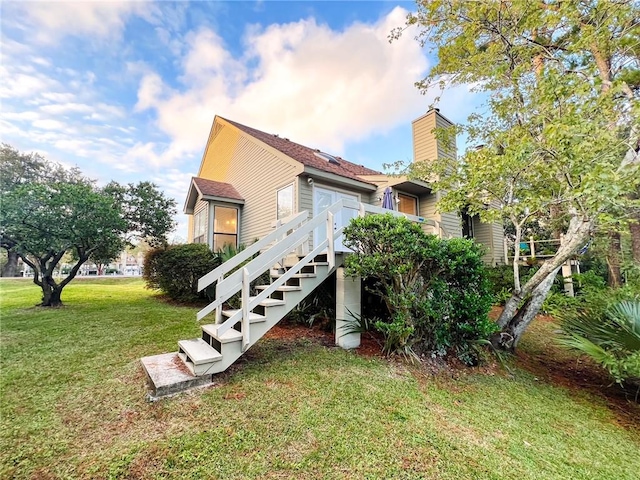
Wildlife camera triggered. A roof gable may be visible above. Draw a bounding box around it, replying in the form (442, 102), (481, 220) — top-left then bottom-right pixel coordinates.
(184, 177), (244, 214)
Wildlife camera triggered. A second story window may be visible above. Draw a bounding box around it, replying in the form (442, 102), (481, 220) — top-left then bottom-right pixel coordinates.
(397, 193), (418, 216)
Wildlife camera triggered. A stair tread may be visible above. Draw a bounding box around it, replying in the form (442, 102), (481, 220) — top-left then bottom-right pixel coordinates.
(248, 296), (285, 306)
(255, 285), (302, 292)
(201, 324), (243, 342)
(178, 338), (222, 365)
(221, 310), (266, 322)
(270, 272), (317, 278)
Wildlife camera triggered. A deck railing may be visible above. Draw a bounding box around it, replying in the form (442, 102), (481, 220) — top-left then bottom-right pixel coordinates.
(503, 236), (570, 264)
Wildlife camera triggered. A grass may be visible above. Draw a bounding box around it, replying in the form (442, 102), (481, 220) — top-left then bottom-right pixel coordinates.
(1, 278), (639, 479)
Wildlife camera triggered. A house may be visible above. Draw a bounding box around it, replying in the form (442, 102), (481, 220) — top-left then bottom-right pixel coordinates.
(141, 109), (504, 398)
(184, 108), (503, 264)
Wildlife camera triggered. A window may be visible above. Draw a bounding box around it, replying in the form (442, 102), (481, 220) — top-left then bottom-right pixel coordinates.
(397, 193), (418, 216)
(313, 151), (340, 165)
(213, 206), (238, 251)
(193, 208), (207, 244)
(462, 211), (475, 238)
(276, 184), (294, 220)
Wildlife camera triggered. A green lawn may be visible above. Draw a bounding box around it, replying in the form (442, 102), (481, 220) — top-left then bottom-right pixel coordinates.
(1, 278), (638, 479)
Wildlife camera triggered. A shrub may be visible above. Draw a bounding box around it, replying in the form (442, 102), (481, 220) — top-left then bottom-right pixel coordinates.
(284, 273), (336, 330)
(486, 263), (565, 305)
(558, 300), (640, 386)
(143, 244), (221, 302)
(343, 214), (496, 363)
(541, 291), (581, 317)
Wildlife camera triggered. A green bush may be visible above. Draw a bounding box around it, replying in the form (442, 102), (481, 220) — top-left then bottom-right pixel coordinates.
(143, 244), (221, 302)
(541, 291), (581, 317)
(486, 265), (515, 302)
(343, 214), (496, 363)
(558, 300), (640, 386)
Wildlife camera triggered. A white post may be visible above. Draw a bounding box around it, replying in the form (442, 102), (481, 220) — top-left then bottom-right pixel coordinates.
(327, 211), (335, 270)
(335, 267), (361, 349)
(242, 267), (251, 350)
(359, 203), (366, 218)
(561, 260), (574, 297)
(530, 237), (535, 258)
(215, 274), (223, 324)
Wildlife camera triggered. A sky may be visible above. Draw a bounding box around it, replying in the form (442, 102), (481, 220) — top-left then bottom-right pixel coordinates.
(1, 0), (483, 241)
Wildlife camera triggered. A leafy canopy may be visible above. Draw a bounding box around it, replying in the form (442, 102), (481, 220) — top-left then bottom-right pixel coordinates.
(0, 146), (177, 305)
(394, 0), (639, 229)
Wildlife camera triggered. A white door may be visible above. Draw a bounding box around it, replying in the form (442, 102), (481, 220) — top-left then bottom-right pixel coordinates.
(313, 186), (358, 253)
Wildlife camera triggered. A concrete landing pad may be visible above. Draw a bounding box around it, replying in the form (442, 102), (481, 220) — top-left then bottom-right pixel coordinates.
(141, 352), (214, 401)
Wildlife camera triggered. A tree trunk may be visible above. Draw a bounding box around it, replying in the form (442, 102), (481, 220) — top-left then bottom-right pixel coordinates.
(494, 266), (561, 350)
(606, 231), (622, 287)
(38, 279), (64, 307)
(40, 286), (63, 307)
(630, 218), (640, 264)
(496, 211), (592, 347)
(1, 250), (19, 277)
(498, 213), (591, 327)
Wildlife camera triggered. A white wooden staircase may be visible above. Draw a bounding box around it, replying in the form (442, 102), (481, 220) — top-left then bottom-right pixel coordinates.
(177, 252), (339, 376)
(177, 199), (352, 377)
(142, 199), (435, 398)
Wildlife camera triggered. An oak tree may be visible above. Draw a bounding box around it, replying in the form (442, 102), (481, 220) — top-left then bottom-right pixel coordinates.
(0, 150), (177, 306)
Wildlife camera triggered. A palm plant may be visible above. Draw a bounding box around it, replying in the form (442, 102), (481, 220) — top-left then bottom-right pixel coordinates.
(558, 300), (640, 386)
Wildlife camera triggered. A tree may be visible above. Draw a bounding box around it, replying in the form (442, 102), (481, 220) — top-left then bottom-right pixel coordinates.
(395, 0), (640, 348)
(0, 144), (84, 276)
(0, 155), (177, 306)
(103, 181), (177, 247)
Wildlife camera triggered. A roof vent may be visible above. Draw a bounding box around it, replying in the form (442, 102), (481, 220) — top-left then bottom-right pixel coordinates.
(314, 151), (340, 165)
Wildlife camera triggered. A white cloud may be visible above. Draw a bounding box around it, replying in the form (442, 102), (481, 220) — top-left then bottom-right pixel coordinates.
(0, 68), (60, 98)
(40, 103), (94, 115)
(133, 7), (435, 167)
(8, 1), (160, 44)
(33, 119), (68, 130)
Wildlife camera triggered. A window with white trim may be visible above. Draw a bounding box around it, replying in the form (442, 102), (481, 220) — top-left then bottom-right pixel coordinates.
(276, 184), (294, 220)
(213, 206), (238, 251)
(193, 208), (207, 244)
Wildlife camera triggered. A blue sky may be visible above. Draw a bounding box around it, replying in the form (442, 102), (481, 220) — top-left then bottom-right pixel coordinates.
(1, 1), (481, 240)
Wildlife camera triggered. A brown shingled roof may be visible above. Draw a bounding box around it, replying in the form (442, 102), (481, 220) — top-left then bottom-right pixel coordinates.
(193, 177), (244, 201)
(222, 118), (381, 184)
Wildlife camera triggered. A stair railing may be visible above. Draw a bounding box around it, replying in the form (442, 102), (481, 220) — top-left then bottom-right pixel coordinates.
(196, 198), (435, 351)
(200, 199), (352, 350)
(197, 209), (308, 323)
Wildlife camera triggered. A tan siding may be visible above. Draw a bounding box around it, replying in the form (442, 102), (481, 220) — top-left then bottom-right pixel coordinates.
(417, 192), (461, 238)
(187, 214), (194, 243)
(298, 176), (313, 219)
(418, 193), (439, 235)
(472, 217), (493, 263)
(491, 221), (505, 265)
(471, 216), (505, 265)
(224, 137), (300, 245)
(297, 177), (314, 251)
(435, 113), (456, 161)
(439, 211), (462, 238)
(198, 124), (241, 180)
(412, 113), (437, 164)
